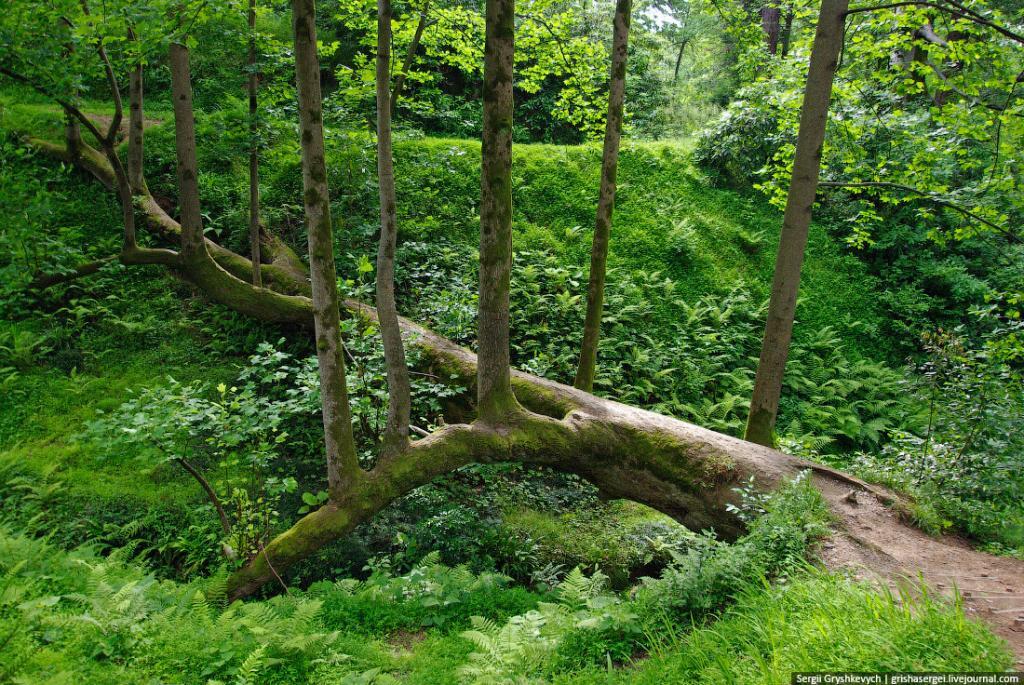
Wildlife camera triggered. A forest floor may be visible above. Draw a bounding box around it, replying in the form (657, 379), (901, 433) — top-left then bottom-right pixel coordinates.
(818, 477), (1024, 664)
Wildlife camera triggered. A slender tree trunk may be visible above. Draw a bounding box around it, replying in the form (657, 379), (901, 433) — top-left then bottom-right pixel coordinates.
(292, 0), (361, 494)
(127, 28), (147, 195)
(169, 42), (210, 262)
(176, 457), (232, 535)
(780, 7), (795, 57)
(574, 0), (631, 393)
(248, 0), (263, 287)
(673, 38), (687, 82)
(376, 0), (412, 454)
(744, 0), (848, 446)
(65, 111), (82, 160)
(477, 0), (519, 421)
(391, 1), (429, 116)
(61, 21), (82, 161)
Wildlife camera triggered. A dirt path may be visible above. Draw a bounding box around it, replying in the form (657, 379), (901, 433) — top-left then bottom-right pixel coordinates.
(815, 477), (1024, 665)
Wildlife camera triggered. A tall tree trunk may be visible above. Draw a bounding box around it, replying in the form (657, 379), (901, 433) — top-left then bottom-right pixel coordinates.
(574, 0), (632, 393)
(391, 1), (429, 116)
(169, 42), (210, 262)
(376, 0), (412, 454)
(127, 28), (147, 195)
(248, 0), (263, 287)
(744, 0), (848, 446)
(476, 0), (519, 421)
(292, 0), (362, 494)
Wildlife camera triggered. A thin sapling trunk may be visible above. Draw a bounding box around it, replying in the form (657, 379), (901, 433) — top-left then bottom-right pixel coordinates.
(574, 0), (632, 392)
(376, 0), (412, 454)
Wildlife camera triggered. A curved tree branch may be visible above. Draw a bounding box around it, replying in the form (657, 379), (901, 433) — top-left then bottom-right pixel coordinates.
(844, 1), (1024, 46)
(819, 180), (1020, 242)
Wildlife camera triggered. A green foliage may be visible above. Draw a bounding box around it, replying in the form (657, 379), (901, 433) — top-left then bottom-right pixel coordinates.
(555, 573), (1012, 684)
(310, 552), (540, 635)
(634, 472), (830, 621)
(845, 324), (1024, 551)
(398, 235), (914, 450)
(0, 525), (344, 685)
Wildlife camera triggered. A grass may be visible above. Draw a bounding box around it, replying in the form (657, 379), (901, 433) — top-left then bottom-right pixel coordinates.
(0, 525), (1010, 685)
(553, 573), (1012, 684)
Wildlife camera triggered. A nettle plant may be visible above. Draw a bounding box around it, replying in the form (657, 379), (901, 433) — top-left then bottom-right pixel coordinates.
(86, 321), (464, 564)
(85, 373), (302, 564)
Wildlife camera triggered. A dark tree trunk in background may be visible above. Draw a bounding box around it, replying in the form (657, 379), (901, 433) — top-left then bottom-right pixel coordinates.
(477, 0), (519, 421)
(65, 111), (82, 159)
(169, 43), (210, 262)
(128, 28), (146, 195)
(292, 0), (362, 495)
(376, 0), (413, 454)
(391, 1), (429, 115)
(745, 0), (848, 446)
(248, 0), (263, 287)
(761, 2), (782, 55)
(780, 8), (795, 57)
(574, 0), (632, 393)
(673, 38), (688, 82)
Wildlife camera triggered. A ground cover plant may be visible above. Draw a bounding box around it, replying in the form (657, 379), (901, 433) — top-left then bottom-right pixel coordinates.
(1, 0), (1022, 677)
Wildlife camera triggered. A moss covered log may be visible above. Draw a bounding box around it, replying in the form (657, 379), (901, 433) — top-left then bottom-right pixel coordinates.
(30, 134), (892, 600)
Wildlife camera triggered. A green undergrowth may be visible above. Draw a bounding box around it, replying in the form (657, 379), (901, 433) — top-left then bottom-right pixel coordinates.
(0, 478), (1010, 684)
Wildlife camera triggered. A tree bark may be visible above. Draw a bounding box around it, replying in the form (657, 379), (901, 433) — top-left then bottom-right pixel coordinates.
(169, 42), (209, 262)
(673, 38), (688, 82)
(391, 1), (429, 116)
(476, 0), (519, 421)
(744, 0), (848, 446)
(780, 8), (795, 57)
(292, 0), (362, 495)
(127, 28), (147, 195)
(248, 0), (263, 287)
(574, 0), (631, 393)
(761, 3), (782, 55)
(376, 0), (413, 454)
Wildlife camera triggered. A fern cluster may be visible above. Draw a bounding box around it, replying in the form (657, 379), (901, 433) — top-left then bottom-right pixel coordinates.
(0, 525), (341, 685)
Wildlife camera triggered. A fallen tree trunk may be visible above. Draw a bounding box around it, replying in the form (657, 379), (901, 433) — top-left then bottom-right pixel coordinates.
(28, 134), (896, 600)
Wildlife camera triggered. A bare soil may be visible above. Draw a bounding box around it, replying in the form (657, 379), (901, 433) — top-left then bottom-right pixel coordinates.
(815, 477), (1024, 666)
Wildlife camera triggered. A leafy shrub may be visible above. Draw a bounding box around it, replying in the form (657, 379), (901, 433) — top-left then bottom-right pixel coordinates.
(310, 553), (539, 633)
(634, 472), (830, 621)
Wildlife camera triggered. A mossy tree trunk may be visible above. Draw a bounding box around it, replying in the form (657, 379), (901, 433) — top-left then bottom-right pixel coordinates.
(128, 27), (147, 196)
(292, 0), (362, 496)
(476, 0), (520, 422)
(248, 0), (263, 287)
(376, 0), (413, 455)
(574, 0), (632, 393)
(744, 0), (849, 446)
